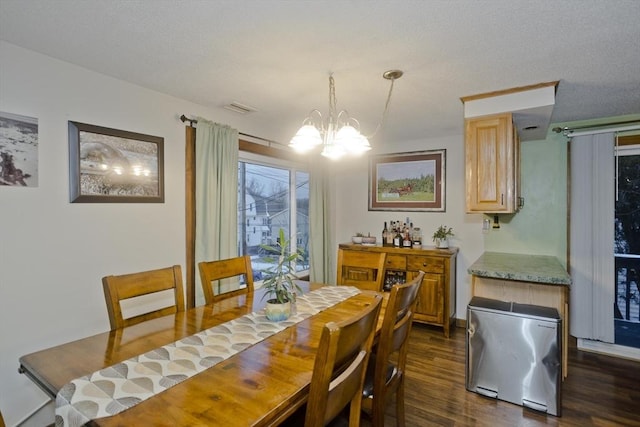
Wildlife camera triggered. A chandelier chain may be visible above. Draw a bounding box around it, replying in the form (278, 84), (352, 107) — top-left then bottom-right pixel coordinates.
(329, 74), (337, 125)
(366, 77), (396, 139)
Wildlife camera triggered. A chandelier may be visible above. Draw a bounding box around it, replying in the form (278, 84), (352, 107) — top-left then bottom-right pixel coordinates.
(289, 70), (403, 160)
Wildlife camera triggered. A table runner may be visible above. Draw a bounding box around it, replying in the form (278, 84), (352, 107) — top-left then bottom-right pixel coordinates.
(55, 285), (360, 427)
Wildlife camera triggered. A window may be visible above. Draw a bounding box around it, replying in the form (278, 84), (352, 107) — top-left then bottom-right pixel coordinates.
(614, 143), (640, 348)
(237, 152), (309, 280)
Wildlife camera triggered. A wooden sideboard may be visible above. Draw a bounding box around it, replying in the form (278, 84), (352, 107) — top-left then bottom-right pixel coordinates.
(338, 243), (458, 337)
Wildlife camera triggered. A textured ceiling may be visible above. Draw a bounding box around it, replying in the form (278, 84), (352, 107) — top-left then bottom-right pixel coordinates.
(1, 0), (639, 147)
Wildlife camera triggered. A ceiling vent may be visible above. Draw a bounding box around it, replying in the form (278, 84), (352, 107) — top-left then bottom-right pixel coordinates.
(223, 102), (257, 114)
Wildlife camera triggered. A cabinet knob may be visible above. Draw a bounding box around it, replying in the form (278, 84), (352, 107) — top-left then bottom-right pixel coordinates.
(422, 263), (427, 267)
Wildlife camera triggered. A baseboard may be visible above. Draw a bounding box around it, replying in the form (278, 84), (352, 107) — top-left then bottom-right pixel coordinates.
(577, 338), (640, 362)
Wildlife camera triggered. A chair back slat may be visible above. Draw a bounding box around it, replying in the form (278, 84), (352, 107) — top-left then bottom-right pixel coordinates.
(102, 265), (185, 330)
(198, 255), (254, 305)
(337, 249), (387, 291)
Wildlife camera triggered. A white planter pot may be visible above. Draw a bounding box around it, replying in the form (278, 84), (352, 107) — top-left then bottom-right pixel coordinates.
(436, 238), (449, 248)
(265, 300), (291, 322)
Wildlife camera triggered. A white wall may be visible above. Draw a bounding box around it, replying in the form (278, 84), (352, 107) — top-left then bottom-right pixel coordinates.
(0, 42), (256, 426)
(331, 135), (486, 325)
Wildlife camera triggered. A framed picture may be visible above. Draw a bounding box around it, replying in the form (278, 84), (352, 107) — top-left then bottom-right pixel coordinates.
(369, 149), (445, 212)
(69, 121), (164, 203)
(0, 111), (38, 187)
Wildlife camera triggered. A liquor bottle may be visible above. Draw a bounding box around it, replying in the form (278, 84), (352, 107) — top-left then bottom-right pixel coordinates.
(393, 227), (402, 247)
(402, 223), (412, 247)
(382, 222), (389, 247)
(386, 222), (395, 246)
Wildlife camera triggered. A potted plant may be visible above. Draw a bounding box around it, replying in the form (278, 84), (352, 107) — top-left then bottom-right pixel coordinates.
(260, 228), (304, 321)
(432, 225), (454, 248)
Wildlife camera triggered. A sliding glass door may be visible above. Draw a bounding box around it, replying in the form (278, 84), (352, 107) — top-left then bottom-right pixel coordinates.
(614, 144), (640, 348)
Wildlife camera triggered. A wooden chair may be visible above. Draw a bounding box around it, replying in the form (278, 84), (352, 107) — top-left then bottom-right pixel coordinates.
(198, 255), (254, 305)
(102, 265), (185, 330)
(336, 248), (387, 292)
(304, 293), (383, 427)
(361, 271), (425, 427)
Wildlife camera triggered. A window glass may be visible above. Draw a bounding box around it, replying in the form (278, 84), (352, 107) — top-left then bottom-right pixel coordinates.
(614, 144), (640, 345)
(238, 153), (309, 280)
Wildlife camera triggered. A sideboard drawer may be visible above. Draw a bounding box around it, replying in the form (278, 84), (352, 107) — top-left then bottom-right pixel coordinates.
(386, 254), (407, 270)
(407, 256), (444, 274)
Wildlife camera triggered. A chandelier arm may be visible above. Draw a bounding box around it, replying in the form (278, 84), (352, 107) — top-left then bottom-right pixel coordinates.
(364, 77), (396, 139)
(304, 109), (324, 131)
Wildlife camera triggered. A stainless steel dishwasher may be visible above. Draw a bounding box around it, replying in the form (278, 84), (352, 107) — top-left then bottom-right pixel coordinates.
(466, 296), (562, 416)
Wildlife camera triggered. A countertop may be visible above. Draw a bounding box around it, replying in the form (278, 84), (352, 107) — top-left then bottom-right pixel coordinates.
(468, 251), (571, 286)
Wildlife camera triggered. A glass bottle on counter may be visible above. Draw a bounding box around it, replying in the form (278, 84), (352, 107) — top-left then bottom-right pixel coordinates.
(393, 227), (402, 247)
(402, 223), (412, 247)
(412, 227), (422, 248)
(386, 223), (395, 246)
(382, 222), (389, 247)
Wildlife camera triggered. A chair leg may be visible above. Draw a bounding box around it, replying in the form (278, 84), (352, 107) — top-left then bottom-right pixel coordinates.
(396, 379), (406, 427)
(371, 395), (385, 427)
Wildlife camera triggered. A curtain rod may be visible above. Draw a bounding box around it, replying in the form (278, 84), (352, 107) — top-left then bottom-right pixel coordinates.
(179, 114), (287, 147)
(552, 119), (640, 136)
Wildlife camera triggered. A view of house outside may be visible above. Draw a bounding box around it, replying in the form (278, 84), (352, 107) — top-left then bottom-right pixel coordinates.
(238, 161), (309, 280)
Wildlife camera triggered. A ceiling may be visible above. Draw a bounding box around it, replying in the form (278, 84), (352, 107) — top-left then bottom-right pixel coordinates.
(1, 0), (639, 147)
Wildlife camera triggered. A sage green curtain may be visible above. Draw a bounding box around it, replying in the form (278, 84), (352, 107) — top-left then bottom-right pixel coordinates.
(309, 159), (334, 284)
(194, 118), (239, 305)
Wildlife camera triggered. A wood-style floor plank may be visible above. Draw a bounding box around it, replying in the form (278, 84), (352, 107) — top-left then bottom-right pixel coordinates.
(367, 324), (640, 427)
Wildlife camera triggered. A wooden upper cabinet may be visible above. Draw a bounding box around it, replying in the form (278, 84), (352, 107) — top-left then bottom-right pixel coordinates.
(465, 112), (520, 213)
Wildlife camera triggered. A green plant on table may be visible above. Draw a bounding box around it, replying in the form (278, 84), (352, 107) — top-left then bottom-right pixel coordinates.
(260, 228), (304, 304)
(432, 225), (454, 242)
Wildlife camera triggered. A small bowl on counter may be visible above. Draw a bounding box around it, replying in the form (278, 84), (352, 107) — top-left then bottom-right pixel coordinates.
(361, 236), (377, 245)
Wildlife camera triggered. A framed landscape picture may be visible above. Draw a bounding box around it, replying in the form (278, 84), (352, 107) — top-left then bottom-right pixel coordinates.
(69, 121), (164, 203)
(369, 149), (445, 212)
(0, 111), (38, 187)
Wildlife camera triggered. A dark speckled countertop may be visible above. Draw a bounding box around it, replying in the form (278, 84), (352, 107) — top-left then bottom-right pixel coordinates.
(468, 252), (571, 286)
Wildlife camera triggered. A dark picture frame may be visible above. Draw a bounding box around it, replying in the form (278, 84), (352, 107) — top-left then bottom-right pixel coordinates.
(69, 121), (164, 203)
(369, 149), (445, 212)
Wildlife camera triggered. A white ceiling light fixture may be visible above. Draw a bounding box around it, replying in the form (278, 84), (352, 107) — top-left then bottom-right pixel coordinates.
(289, 70), (403, 160)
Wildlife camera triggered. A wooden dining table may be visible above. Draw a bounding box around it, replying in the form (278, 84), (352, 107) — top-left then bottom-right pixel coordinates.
(19, 282), (387, 426)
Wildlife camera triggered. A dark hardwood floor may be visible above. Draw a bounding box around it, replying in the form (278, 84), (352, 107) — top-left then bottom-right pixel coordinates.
(372, 323), (640, 427)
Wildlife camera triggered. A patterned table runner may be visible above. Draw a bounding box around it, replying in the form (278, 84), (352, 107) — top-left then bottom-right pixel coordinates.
(55, 286), (360, 427)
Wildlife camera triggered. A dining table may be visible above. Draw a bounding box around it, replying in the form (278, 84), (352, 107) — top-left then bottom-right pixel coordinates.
(19, 281), (387, 426)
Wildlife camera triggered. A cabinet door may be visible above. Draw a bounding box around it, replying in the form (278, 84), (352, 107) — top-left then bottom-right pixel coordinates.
(414, 273), (444, 323)
(465, 113), (517, 213)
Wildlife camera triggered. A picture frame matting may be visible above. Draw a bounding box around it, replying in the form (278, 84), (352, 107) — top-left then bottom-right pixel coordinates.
(368, 149), (445, 212)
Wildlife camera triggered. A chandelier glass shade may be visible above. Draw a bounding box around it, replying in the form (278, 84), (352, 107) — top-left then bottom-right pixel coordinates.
(289, 70), (402, 160)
